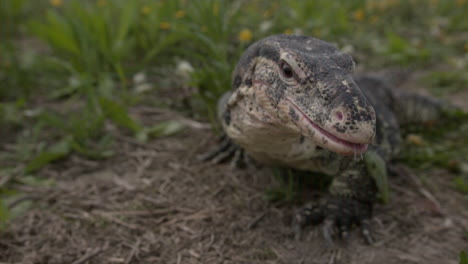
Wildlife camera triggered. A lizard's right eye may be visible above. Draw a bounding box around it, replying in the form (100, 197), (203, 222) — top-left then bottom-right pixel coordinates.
(280, 60), (294, 79)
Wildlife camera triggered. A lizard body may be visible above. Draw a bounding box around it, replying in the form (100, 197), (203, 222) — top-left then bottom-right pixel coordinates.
(205, 34), (445, 242)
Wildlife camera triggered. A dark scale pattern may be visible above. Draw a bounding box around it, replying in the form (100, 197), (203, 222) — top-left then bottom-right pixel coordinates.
(266, 82), (288, 106)
(289, 106), (300, 122)
(233, 75), (242, 89)
(333, 123), (346, 133)
(245, 77), (252, 86)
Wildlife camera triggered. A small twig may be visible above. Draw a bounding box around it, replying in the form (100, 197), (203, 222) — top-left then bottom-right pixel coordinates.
(134, 157), (153, 178)
(100, 209), (175, 217)
(112, 176), (136, 191)
(95, 211), (142, 230)
(124, 238), (141, 264)
(401, 165), (445, 216)
(136, 107), (211, 130)
(247, 211), (267, 230)
(270, 247), (287, 263)
(71, 243), (108, 264)
(188, 249), (200, 259)
(163, 207), (225, 226)
(137, 194), (169, 207)
(176, 253), (182, 264)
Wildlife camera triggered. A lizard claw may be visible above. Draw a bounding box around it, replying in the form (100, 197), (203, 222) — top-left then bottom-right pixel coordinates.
(200, 134), (246, 168)
(199, 134), (231, 162)
(293, 203), (324, 240)
(321, 217), (352, 246)
(360, 219), (374, 245)
(296, 196), (374, 244)
(322, 219), (336, 246)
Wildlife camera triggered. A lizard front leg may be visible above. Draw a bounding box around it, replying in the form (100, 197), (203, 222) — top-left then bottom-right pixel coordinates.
(294, 157), (378, 244)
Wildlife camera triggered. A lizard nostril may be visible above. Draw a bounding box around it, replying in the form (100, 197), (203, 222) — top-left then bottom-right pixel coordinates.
(335, 111), (344, 121)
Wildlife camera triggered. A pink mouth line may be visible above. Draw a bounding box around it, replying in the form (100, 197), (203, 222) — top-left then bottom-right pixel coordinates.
(286, 98), (368, 151)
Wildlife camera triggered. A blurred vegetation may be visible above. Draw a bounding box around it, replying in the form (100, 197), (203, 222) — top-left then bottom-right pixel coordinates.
(461, 250), (468, 264)
(1, 0), (468, 226)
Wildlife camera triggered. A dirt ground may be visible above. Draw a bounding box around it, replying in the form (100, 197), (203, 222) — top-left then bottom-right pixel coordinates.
(1, 87), (468, 264)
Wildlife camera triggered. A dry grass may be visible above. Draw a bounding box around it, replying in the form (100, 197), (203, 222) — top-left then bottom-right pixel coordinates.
(1, 105), (467, 264)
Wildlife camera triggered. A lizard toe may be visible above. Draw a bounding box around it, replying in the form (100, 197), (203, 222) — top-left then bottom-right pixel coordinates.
(296, 195), (375, 244)
(323, 195), (374, 244)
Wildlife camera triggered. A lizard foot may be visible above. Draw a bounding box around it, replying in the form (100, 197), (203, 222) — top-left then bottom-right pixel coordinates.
(293, 196), (374, 245)
(199, 134), (247, 168)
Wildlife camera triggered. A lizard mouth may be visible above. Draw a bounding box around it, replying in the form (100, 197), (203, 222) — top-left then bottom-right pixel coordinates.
(287, 98), (368, 155)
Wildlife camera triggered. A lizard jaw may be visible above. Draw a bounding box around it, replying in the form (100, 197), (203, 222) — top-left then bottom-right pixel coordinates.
(287, 98), (369, 156)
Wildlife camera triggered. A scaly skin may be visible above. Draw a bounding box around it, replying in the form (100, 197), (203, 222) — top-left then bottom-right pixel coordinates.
(204, 34), (443, 243)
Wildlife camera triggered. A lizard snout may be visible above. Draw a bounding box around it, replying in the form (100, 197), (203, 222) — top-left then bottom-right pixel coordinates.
(329, 94), (376, 145)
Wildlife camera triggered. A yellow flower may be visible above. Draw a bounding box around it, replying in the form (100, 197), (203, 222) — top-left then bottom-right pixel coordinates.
(50, 0), (63, 7)
(238, 29), (252, 43)
(464, 42), (468, 53)
(141, 5), (151, 15)
(175, 10), (185, 19)
(406, 134), (424, 146)
(284, 28), (293, 35)
(97, 0), (106, 7)
(160, 22), (171, 30)
(352, 9), (365, 21)
(457, 0), (466, 6)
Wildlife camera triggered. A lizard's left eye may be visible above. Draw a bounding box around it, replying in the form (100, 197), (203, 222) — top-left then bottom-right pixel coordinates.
(280, 60), (294, 79)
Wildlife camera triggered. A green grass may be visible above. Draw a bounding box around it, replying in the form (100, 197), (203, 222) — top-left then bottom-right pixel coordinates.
(1, 0), (468, 223)
(461, 251), (468, 264)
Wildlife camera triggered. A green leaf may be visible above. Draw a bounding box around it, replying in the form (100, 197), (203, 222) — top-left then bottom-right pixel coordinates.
(116, 0), (137, 43)
(0, 199), (10, 229)
(17, 176), (55, 187)
(25, 138), (72, 173)
(147, 120), (185, 138)
(98, 97), (143, 134)
(136, 120), (185, 143)
(365, 151), (390, 203)
(0, 101), (23, 125)
(71, 139), (114, 160)
(454, 176), (468, 195)
(3, 194), (33, 220)
(386, 32), (409, 54)
(460, 251), (468, 264)
(43, 11), (80, 55)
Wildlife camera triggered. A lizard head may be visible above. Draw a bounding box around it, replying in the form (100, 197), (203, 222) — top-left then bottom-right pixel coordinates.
(232, 35), (376, 155)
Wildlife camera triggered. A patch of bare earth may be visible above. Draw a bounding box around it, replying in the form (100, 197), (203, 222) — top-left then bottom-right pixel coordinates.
(1, 82), (468, 264)
(0, 126), (466, 263)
